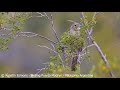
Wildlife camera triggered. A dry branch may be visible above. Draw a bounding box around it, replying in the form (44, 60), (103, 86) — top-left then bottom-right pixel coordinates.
(81, 12), (115, 78)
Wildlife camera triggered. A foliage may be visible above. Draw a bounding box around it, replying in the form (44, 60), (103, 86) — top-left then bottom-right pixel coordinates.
(0, 37), (12, 50)
(43, 14), (97, 76)
(0, 12), (31, 50)
(0, 12), (118, 78)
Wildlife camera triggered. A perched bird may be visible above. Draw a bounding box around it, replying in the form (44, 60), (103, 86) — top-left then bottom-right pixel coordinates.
(70, 22), (81, 36)
(69, 22), (83, 71)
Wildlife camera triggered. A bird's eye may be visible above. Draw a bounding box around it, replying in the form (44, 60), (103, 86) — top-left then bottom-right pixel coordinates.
(75, 25), (76, 26)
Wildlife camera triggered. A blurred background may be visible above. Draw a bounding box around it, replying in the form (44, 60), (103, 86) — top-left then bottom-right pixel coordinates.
(0, 12), (120, 77)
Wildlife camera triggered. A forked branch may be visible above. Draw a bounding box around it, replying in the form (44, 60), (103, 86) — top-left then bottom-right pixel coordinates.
(81, 12), (115, 78)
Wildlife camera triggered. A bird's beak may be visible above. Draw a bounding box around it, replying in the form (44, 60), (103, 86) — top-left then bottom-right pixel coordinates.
(77, 27), (80, 30)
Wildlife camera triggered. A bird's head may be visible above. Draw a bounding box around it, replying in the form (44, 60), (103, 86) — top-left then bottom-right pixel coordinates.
(70, 23), (81, 31)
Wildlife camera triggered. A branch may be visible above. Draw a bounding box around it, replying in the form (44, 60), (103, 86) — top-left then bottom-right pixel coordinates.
(43, 12), (51, 20)
(43, 13), (67, 61)
(93, 41), (115, 77)
(27, 16), (45, 19)
(50, 43), (56, 51)
(51, 14), (60, 43)
(43, 12), (60, 43)
(16, 31), (57, 44)
(77, 52), (81, 64)
(36, 12), (45, 17)
(38, 45), (57, 54)
(82, 44), (95, 52)
(81, 12), (86, 24)
(0, 27), (12, 32)
(92, 12), (99, 19)
(37, 45), (65, 67)
(89, 12), (99, 35)
(0, 33), (12, 37)
(80, 52), (87, 57)
(27, 12), (60, 43)
(36, 68), (48, 74)
(81, 12), (115, 78)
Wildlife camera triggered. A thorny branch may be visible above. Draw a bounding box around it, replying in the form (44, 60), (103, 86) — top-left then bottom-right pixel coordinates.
(81, 12), (115, 78)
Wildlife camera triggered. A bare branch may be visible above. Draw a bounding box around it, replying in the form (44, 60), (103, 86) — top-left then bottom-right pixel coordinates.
(92, 12), (99, 19)
(43, 12), (51, 20)
(50, 43), (56, 51)
(50, 13), (60, 43)
(0, 27), (12, 32)
(37, 45), (65, 67)
(16, 31), (57, 44)
(81, 12), (115, 78)
(81, 12), (86, 24)
(36, 68), (48, 74)
(80, 52), (87, 57)
(36, 12), (45, 17)
(27, 16), (45, 19)
(89, 12), (99, 35)
(93, 41), (115, 77)
(82, 44), (95, 52)
(89, 28), (93, 35)
(43, 12), (60, 43)
(38, 45), (57, 54)
(77, 52), (81, 64)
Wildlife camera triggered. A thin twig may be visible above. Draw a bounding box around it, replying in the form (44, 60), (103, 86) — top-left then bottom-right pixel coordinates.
(36, 68), (48, 74)
(37, 45), (64, 67)
(50, 13), (60, 43)
(0, 27), (12, 31)
(16, 31), (57, 44)
(80, 52), (87, 57)
(43, 12), (60, 43)
(44, 13), (66, 62)
(36, 12), (45, 17)
(89, 12), (99, 34)
(81, 12), (86, 24)
(92, 12), (99, 19)
(50, 43), (56, 50)
(27, 12), (45, 20)
(27, 16), (45, 19)
(43, 12), (51, 20)
(0, 33), (12, 37)
(82, 44), (95, 52)
(38, 45), (57, 54)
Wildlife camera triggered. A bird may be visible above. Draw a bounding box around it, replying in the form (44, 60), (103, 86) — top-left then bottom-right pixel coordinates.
(70, 22), (81, 36)
(69, 22), (83, 71)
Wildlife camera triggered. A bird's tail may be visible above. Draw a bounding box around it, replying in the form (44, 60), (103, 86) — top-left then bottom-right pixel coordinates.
(71, 55), (78, 71)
